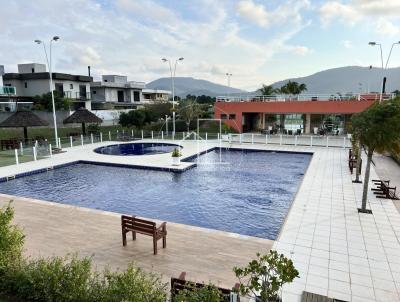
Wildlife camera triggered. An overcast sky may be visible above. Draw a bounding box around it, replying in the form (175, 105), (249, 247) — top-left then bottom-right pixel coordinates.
(1, 0), (400, 91)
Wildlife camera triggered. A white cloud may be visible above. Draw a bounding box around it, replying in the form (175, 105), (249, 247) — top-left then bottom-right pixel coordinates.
(341, 40), (353, 49)
(319, 0), (400, 26)
(375, 18), (400, 36)
(236, 0), (269, 27)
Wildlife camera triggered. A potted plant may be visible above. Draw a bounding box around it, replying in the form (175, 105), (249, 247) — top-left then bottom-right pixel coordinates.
(171, 148), (182, 166)
(233, 250), (299, 302)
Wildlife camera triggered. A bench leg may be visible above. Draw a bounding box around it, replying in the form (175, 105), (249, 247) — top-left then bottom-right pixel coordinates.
(132, 231), (136, 241)
(163, 235), (166, 248)
(153, 237), (157, 255)
(122, 229), (127, 246)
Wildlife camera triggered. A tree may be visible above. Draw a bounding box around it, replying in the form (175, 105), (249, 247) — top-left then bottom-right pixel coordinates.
(144, 102), (173, 121)
(259, 84), (276, 96)
(32, 91), (71, 111)
(177, 100), (202, 132)
(277, 81), (307, 95)
(119, 110), (146, 129)
(392, 90), (400, 97)
(351, 98), (400, 213)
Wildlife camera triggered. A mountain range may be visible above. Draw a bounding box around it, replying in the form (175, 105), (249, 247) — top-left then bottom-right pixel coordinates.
(146, 66), (400, 97)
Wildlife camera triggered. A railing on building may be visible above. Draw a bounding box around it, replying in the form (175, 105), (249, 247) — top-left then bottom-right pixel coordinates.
(63, 91), (91, 100)
(216, 93), (394, 103)
(0, 86), (17, 95)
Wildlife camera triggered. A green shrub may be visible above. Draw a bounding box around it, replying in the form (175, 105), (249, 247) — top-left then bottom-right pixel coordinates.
(173, 283), (223, 302)
(0, 202), (24, 275)
(87, 124), (101, 135)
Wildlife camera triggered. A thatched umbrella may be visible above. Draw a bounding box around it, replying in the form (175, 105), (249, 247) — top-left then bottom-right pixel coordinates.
(0, 110), (49, 142)
(63, 108), (102, 135)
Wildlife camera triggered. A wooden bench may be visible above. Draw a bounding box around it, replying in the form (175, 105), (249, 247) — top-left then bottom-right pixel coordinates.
(371, 180), (399, 200)
(171, 272), (240, 302)
(121, 215), (167, 255)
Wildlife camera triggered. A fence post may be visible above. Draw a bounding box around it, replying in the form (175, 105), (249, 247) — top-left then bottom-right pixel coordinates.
(33, 146), (37, 161)
(91, 133), (94, 144)
(70, 136), (73, 148)
(15, 149), (19, 165)
(108, 131), (111, 141)
(35, 140), (38, 148)
(58, 138), (61, 149)
(310, 136), (313, 147)
(141, 130), (144, 140)
(49, 144), (52, 157)
(217, 133), (220, 141)
(251, 134), (254, 144)
(326, 136), (329, 148)
(343, 137), (346, 149)
(151, 131), (154, 139)
(295, 135), (298, 146)
(122, 129), (125, 137)
(239, 133), (242, 144)
(265, 135), (268, 145)
(131, 129), (134, 137)
(206, 132), (208, 141)
(161, 131), (164, 140)
(280, 134), (282, 145)
(100, 132), (103, 142)
(20, 142), (23, 155)
(81, 134), (84, 146)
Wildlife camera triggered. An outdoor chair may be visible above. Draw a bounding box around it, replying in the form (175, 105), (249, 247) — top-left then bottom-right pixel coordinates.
(121, 215), (167, 255)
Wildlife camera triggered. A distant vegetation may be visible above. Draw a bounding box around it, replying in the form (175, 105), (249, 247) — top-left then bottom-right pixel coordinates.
(259, 81), (307, 96)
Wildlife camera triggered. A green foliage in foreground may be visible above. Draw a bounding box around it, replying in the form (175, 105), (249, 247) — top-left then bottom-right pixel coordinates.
(0, 203), (167, 302)
(173, 283), (223, 302)
(234, 250), (299, 302)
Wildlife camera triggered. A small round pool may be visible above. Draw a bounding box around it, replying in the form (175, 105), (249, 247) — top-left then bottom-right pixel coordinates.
(94, 142), (181, 156)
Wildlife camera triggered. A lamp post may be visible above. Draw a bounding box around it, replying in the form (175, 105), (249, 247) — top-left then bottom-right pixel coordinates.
(35, 36), (60, 147)
(369, 41), (400, 102)
(226, 73), (232, 101)
(162, 57), (184, 138)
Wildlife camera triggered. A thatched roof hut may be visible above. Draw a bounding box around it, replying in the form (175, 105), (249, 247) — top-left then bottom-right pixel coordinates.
(0, 111), (49, 142)
(63, 108), (102, 134)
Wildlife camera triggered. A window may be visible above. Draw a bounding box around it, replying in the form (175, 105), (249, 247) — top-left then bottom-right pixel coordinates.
(70, 84), (73, 89)
(229, 114), (236, 120)
(221, 114), (227, 120)
(31, 68), (34, 73)
(92, 90), (96, 94)
(24, 82), (27, 88)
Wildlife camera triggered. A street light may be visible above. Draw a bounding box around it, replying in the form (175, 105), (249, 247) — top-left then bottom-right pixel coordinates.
(35, 36), (60, 147)
(226, 73), (232, 101)
(369, 41), (400, 102)
(162, 57), (184, 138)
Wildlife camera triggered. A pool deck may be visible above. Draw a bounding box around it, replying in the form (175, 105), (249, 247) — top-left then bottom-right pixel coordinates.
(0, 140), (400, 301)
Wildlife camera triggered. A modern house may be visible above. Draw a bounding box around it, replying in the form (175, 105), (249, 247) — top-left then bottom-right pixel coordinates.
(3, 63), (92, 110)
(142, 89), (171, 102)
(0, 65), (30, 112)
(214, 94), (384, 134)
(90, 75), (146, 110)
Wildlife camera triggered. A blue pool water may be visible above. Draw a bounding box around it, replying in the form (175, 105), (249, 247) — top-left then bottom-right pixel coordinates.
(0, 150), (311, 239)
(94, 142), (180, 156)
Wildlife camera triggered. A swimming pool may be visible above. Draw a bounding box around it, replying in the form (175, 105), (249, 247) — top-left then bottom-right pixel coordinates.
(0, 149), (311, 239)
(94, 142), (180, 156)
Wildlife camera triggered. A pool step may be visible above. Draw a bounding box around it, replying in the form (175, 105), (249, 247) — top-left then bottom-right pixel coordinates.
(6, 175), (16, 181)
(46, 166), (54, 171)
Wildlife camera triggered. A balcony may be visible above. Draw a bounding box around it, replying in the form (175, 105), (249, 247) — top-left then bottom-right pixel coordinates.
(0, 86), (16, 95)
(63, 91), (91, 100)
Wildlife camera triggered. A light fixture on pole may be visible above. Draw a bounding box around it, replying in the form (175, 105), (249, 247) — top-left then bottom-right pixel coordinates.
(35, 36), (60, 147)
(162, 57), (184, 138)
(226, 73), (232, 101)
(368, 42), (383, 102)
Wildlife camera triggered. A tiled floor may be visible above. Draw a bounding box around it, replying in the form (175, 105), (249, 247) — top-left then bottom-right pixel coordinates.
(275, 147), (400, 302)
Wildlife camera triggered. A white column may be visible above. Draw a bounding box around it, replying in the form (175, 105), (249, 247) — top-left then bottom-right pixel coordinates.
(81, 134), (84, 146)
(91, 133), (94, 144)
(305, 114), (311, 134)
(49, 144), (52, 157)
(70, 136), (73, 148)
(15, 149), (19, 165)
(33, 147), (37, 161)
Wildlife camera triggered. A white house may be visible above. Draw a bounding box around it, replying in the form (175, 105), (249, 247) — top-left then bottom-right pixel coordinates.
(90, 75), (146, 110)
(142, 89), (171, 102)
(3, 63), (92, 110)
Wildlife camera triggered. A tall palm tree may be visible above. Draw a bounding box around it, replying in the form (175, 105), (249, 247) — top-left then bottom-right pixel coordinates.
(259, 84), (276, 96)
(352, 98), (400, 213)
(279, 81), (307, 95)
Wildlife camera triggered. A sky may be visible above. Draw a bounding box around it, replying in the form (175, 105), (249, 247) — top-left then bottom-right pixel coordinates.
(1, 0), (400, 91)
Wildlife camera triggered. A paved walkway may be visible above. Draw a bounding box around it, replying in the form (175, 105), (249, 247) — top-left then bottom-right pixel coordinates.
(373, 154), (400, 213)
